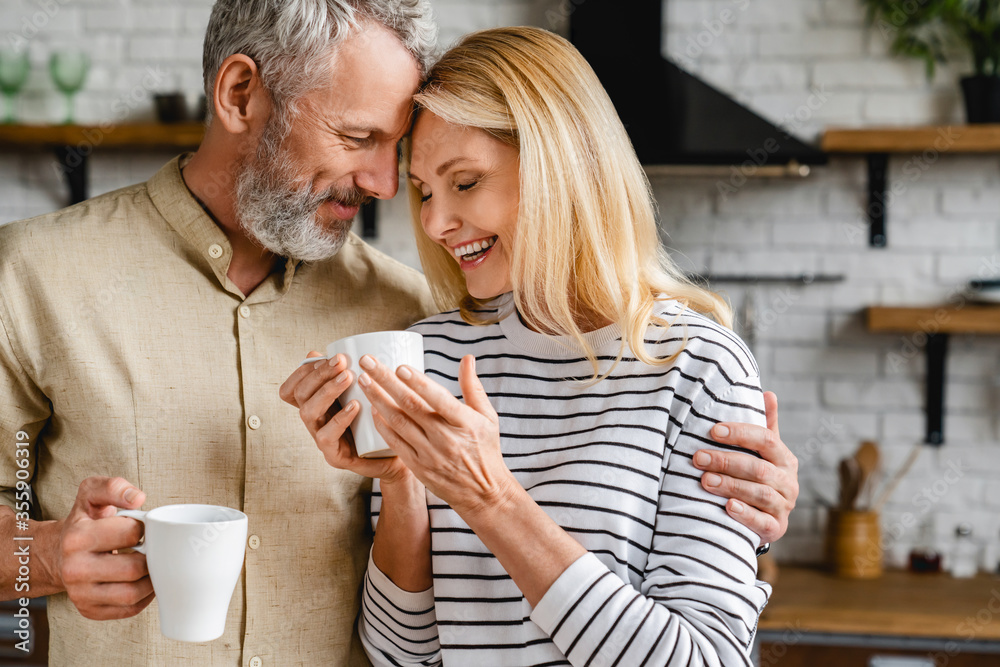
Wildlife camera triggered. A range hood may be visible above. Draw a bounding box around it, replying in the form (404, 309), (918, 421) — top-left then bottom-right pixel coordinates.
(569, 0), (828, 170)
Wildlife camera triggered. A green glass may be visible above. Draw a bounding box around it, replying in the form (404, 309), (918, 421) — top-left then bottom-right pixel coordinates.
(49, 51), (90, 125)
(0, 51), (31, 124)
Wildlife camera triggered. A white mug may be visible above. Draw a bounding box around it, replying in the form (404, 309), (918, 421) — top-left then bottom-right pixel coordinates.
(301, 331), (424, 458)
(116, 504), (248, 643)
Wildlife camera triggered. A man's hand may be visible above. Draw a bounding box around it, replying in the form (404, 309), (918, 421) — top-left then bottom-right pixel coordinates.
(59, 476), (155, 620)
(694, 392), (798, 544)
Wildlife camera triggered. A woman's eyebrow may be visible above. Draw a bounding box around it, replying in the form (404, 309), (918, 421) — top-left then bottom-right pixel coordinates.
(436, 157), (470, 176)
(408, 157), (475, 183)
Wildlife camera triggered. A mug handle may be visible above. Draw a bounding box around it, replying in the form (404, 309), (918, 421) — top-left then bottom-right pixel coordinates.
(299, 356), (329, 367)
(115, 509), (148, 554)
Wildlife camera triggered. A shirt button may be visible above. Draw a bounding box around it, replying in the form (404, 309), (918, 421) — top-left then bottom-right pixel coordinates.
(249, 657), (262, 667)
(239, 305), (251, 319)
(247, 415), (261, 430)
(248, 535), (261, 550)
(208, 244), (224, 259)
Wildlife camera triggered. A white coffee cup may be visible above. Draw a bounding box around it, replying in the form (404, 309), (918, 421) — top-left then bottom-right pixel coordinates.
(301, 331), (424, 458)
(116, 504), (248, 643)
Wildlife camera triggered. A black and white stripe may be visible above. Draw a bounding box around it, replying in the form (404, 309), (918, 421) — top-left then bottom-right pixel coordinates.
(360, 296), (770, 667)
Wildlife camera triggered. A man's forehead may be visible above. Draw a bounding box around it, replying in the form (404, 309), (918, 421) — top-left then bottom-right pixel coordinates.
(305, 23), (422, 131)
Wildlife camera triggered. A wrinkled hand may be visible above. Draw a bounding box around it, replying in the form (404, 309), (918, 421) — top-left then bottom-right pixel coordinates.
(356, 353), (518, 516)
(59, 476), (154, 620)
(279, 351), (410, 483)
(694, 391), (798, 544)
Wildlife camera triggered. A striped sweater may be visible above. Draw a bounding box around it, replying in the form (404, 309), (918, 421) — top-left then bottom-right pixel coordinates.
(360, 295), (771, 667)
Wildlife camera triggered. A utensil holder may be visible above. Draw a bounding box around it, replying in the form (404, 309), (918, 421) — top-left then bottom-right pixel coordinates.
(826, 509), (883, 579)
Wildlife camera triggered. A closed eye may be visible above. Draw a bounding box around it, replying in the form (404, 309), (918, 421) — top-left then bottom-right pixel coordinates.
(457, 181), (478, 192)
(343, 135), (371, 147)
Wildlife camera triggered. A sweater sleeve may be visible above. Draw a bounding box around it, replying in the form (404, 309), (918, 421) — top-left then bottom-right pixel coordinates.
(359, 479), (443, 667)
(529, 378), (771, 667)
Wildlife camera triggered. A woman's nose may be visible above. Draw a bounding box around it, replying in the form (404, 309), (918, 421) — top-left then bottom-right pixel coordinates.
(421, 199), (461, 241)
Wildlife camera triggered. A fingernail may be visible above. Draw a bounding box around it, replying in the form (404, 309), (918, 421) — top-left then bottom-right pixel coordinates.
(347, 400), (360, 413)
(314, 360), (326, 370)
(359, 355), (375, 370)
(704, 473), (722, 487)
(397, 365), (412, 380)
(123, 488), (138, 503)
(693, 451), (711, 467)
(730, 500), (745, 514)
(713, 425), (730, 438)
(358, 372), (371, 387)
(327, 356), (339, 367)
(334, 371), (349, 385)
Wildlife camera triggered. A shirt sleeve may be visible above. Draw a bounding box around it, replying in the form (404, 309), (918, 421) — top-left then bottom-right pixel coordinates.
(0, 293), (49, 513)
(360, 479), (442, 667)
(530, 377), (771, 667)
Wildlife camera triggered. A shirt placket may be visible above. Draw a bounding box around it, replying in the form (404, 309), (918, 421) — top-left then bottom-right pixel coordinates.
(203, 237), (290, 667)
(234, 267), (294, 667)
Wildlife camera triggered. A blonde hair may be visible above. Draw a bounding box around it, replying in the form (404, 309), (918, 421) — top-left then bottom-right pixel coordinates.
(408, 27), (732, 378)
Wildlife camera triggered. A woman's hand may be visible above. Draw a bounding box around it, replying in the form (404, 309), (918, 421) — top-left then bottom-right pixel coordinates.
(356, 353), (519, 516)
(357, 353), (586, 606)
(279, 351), (412, 484)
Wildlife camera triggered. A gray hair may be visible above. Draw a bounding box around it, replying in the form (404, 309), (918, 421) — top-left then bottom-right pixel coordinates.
(202, 0), (438, 120)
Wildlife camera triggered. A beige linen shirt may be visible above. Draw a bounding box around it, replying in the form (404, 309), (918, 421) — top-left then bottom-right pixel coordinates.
(0, 156), (437, 666)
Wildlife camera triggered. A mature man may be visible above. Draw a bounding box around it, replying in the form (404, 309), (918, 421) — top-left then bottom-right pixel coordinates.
(0, 1), (797, 665)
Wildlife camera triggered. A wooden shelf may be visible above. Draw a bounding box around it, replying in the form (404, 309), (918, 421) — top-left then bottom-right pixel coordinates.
(759, 566), (1000, 641)
(823, 124), (1000, 153)
(0, 122), (204, 151)
(868, 305), (1000, 335)
(821, 125), (1000, 248)
(866, 304), (1000, 444)
(0, 122), (205, 207)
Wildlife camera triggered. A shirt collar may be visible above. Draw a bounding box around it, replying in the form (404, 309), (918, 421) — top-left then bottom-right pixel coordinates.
(146, 154), (300, 300)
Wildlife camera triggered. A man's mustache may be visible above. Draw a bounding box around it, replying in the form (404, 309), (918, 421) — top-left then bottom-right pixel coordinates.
(315, 185), (373, 209)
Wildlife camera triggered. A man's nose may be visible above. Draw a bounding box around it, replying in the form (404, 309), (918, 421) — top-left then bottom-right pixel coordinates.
(355, 143), (401, 200)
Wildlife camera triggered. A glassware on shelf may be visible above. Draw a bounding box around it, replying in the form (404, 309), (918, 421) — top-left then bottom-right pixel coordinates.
(0, 50), (31, 124)
(48, 51), (90, 125)
(950, 523), (980, 579)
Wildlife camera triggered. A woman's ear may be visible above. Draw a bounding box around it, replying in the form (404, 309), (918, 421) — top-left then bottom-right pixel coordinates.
(212, 54), (269, 135)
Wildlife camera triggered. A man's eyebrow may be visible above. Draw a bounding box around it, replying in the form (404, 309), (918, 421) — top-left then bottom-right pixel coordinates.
(339, 124), (381, 135)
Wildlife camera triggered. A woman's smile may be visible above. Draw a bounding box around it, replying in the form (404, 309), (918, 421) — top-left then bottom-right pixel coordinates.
(452, 235), (499, 268)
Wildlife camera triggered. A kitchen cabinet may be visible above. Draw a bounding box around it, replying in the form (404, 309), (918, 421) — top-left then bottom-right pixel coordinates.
(757, 566), (1000, 666)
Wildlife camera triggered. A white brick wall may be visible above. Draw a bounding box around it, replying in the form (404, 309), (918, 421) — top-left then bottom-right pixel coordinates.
(1, 0), (999, 572)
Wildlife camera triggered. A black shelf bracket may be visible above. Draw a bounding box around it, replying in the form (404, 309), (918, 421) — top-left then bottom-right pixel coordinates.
(361, 200), (377, 239)
(867, 152), (888, 248)
(925, 332), (949, 446)
(54, 145), (88, 206)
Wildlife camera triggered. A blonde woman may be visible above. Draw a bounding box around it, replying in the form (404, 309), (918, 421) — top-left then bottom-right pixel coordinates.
(284, 27), (785, 666)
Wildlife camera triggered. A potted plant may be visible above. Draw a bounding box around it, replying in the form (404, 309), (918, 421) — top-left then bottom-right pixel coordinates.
(862, 0), (1000, 123)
